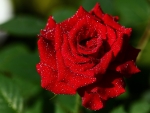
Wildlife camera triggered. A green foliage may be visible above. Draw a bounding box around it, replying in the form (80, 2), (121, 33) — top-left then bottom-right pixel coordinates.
(0, 74), (23, 113)
(114, 0), (150, 27)
(129, 100), (150, 113)
(55, 95), (78, 113)
(0, 44), (40, 82)
(0, 15), (45, 37)
(0, 44), (40, 98)
(111, 105), (126, 113)
(24, 99), (42, 113)
(81, 0), (115, 14)
(52, 8), (76, 22)
(138, 38), (150, 67)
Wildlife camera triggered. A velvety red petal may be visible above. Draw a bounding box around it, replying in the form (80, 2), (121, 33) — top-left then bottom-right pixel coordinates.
(57, 50), (96, 93)
(37, 37), (57, 70)
(103, 14), (123, 31)
(59, 6), (89, 32)
(68, 16), (106, 57)
(90, 3), (103, 19)
(116, 60), (140, 76)
(81, 92), (103, 110)
(37, 62), (76, 94)
(39, 16), (56, 40)
(97, 73), (125, 100)
(54, 24), (96, 92)
(106, 26), (117, 46)
(111, 31), (124, 57)
(78, 72), (125, 110)
(36, 62), (57, 90)
(45, 16), (56, 30)
(68, 75), (96, 89)
(62, 34), (95, 77)
(111, 45), (140, 76)
(125, 45), (140, 61)
(91, 50), (113, 75)
(62, 34), (90, 64)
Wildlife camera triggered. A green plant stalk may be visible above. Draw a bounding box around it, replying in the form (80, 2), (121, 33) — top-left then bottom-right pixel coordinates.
(74, 94), (81, 113)
(137, 20), (150, 61)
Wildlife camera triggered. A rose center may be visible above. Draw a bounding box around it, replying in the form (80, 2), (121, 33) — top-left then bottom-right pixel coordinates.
(79, 37), (97, 49)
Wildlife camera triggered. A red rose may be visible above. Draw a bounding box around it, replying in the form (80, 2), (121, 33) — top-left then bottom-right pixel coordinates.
(36, 3), (140, 110)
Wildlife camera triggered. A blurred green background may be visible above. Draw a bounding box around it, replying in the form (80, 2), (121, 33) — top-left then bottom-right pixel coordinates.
(0, 0), (150, 113)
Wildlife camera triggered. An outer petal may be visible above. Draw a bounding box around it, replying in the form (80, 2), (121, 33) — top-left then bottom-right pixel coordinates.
(111, 45), (140, 76)
(37, 62), (76, 94)
(37, 37), (57, 70)
(106, 26), (117, 46)
(80, 92), (104, 110)
(91, 50), (113, 75)
(116, 60), (140, 76)
(78, 72), (125, 110)
(45, 16), (56, 30)
(97, 73), (125, 100)
(39, 16), (56, 40)
(36, 62), (57, 91)
(90, 3), (104, 18)
(125, 45), (140, 61)
(102, 14), (123, 31)
(59, 6), (89, 32)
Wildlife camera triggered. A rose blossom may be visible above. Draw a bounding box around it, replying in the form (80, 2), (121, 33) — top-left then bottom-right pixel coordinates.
(36, 3), (140, 110)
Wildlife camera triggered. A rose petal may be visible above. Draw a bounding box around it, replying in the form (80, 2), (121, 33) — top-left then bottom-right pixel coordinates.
(90, 3), (103, 19)
(80, 92), (103, 110)
(116, 60), (140, 76)
(110, 45), (140, 76)
(111, 31), (124, 57)
(62, 35), (95, 77)
(97, 73), (125, 100)
(106, 26), (117, 46)
(103, 14), (123, 31)
(91, 50), (113, 75)
(62, 34), (90, 64)
(77, 37), (103, 57)
(39, 16), (56, 40)
(68, 16), (106, 56)
(125, 45), (140, 61)
(45, 16), (56, 30)
(59, 6), (89, 32)
(37, 62), (76, 94)
(68, 75), (96, 89)
(78, 72), (125, 110)
(36, 62), (57, 90)
(37, 37), (57, 70)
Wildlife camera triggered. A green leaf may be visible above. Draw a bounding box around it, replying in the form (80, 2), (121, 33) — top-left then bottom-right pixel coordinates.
(137, 38), (150, 67)
(111, 105), (126, 113)
(0, 44), (28, 68)
(0, 15), (45, 36)
(142, 90), (150, 102)
(52, 8), (76, 22)
(12, 77), (40, 100)
(129, 100), (150, 113)
(0, 44), (41, 99)
(0, 74), (23, 113)
(81, 0), (115, 14)
(55, 103), (66, 113)
(114, 0), (150, 27)
(55, 94), (78, 113)
(0, 44), (40, 82)
(24, 99), (42, 113)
